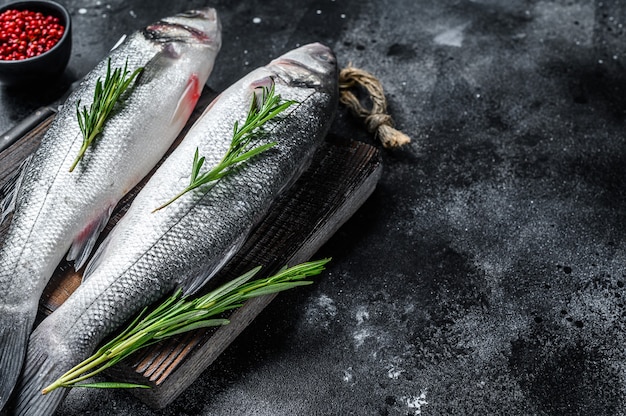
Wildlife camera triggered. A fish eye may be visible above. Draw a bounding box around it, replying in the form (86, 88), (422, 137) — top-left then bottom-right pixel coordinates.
(316, 52), (334, 64)
(177, 10), (204, 19)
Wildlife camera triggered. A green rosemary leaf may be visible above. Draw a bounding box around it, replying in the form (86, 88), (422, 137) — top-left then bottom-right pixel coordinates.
(190, 148), (204, 183)
(228, 142), (276, 164)
(109, 305), (150, 344)
(154, 319), (231, 339)
(70, 382), (151, 390)
(241, 281), (314, 298)
(153, 82), (296, 212)
(195, 266), (261, 309)
(42, 258), (330, 395)
(69, 58), (143, 172)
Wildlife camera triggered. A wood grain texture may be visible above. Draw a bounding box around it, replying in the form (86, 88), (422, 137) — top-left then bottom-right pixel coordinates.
(0, 92), (382, 408)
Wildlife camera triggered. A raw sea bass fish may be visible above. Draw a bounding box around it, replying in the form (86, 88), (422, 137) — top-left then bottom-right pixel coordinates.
(0, 8), (221, 410)
(13, 42), (338, 416)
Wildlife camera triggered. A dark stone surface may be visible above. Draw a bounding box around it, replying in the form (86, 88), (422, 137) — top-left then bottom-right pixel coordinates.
(2, 0), (626, 415)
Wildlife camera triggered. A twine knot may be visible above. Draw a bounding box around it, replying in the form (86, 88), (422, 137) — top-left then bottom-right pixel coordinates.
(365, 113), (392, 132)
(339, 65), (411, 148)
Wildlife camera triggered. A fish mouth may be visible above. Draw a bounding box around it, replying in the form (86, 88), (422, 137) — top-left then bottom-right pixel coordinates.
(269, 43), (337, 89)
(271, 43), (336, 75)
(144, 22), (211, 43)
(143, 8), (219, 44)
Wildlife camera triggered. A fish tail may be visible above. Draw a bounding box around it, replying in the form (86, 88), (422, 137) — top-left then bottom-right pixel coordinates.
(11, 327), (70, 416)
(0, 312), (31, 411)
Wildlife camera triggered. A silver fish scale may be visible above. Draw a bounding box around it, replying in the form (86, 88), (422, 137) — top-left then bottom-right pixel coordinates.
(38, 45), (338, 365)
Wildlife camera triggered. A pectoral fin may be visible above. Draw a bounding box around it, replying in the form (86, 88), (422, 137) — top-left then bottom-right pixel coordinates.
(170, 73), (202, 126)
(180, 233), (246, 296)
(66, 205), (114, 270)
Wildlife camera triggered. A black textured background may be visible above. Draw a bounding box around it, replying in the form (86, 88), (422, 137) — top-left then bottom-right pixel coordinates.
(2, 0), (626, 415)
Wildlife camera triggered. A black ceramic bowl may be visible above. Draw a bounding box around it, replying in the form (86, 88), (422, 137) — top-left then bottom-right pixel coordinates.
(0, 0), (71, 86)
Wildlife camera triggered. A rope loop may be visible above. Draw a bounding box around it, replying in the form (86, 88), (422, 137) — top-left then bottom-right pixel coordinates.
(339, 65), (410, 148)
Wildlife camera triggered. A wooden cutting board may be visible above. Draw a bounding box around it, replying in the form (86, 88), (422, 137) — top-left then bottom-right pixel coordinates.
(0, 91), (382, 409)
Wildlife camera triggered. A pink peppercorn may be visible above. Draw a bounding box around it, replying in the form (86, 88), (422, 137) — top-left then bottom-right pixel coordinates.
(0, 9), (64, 60)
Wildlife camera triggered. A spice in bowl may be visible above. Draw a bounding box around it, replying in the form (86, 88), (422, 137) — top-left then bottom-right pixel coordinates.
(0, 8), (65, 60)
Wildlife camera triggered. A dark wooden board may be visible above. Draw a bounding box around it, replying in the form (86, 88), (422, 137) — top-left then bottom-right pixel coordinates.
(0, 92), (382, 409)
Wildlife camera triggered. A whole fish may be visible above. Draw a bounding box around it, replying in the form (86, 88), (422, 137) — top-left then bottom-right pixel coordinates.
(0, 8), (221, 409)
(13, 42), (337, 416)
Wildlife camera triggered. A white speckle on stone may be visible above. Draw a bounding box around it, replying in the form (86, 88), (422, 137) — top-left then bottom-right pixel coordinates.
(106, 4), (111, 9)
(305, 294), (338, 329)
(342, 367), (353, 382)
(129, 10), (136, 18)
(102, 13), (107, 18)
(340, 13), (346, 19)
(317, 294), (337, 316)
(316, 9), (322, 14)
(355, 307), (369, 325)
(252, 17), (262, 24)
(78, 8), (87, 14)
(404, 303), (415, 314)
(353, 328), (370, 347)
(404, 391), (428, 415)
(387, 365), (404, 379)
(434, 23), (469, 47)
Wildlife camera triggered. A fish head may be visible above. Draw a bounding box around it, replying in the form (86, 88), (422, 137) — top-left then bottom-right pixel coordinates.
(142, 7), (222, 52)
(267, 43), (338, 92)
(139, 8), (222, 93)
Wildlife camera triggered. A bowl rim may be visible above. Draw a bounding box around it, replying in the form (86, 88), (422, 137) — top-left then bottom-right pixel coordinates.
(0, 0), (71, 65)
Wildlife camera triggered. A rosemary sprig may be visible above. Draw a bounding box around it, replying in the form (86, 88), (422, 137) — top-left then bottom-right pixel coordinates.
(41, 258), (330, 394)
(70, 58), (143, 172)
(153, 83), (296, 212)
